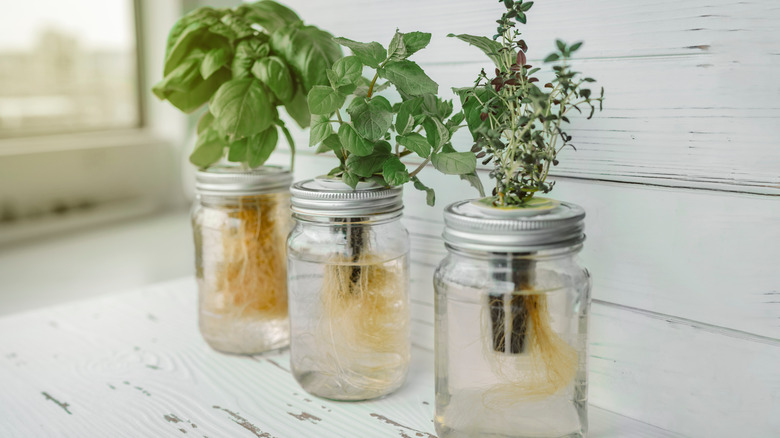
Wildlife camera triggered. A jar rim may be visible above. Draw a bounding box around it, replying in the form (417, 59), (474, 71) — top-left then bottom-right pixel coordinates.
(290, 178), (404, 217)
(195, 165), (292, 196)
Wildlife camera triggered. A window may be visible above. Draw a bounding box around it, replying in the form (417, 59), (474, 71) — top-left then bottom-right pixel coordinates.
(0, 0), (140, 138)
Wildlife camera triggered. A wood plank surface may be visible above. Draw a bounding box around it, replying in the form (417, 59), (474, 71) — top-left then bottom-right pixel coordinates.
(0, 278), (680, 438)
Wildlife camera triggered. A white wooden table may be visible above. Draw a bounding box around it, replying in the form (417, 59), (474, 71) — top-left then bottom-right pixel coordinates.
(0, 277), (680, 437)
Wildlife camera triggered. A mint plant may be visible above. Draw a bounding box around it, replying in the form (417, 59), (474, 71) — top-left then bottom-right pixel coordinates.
(451, 0), (604, 207)
(307, 30), (483, 205)
(153, 0), (341, 169)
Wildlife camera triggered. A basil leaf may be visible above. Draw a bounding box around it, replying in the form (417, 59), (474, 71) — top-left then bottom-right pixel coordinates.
(201, 47), (229, 79)
(379, 60), (438, 96)
(397, 132), (431, 158)
(189, 128), (224, 168)
(447, 33), (504, 67)
(252, 56), (293, 102)
(333, 37), (386, 68)
(347, 98), (393, 141)
(271, 24), (342, 91)
(338, 123), (372, 156)
(155, 60), (230, 113)
(247, 126), (278, 168)
(197, 111), (214, 134)
(232, 38), (270, 79)
(401, 32), (431, 57)
(211, 78), (274, 137)
(227, 138), (248, 162)
(309, 115), (333, 146)
(307, 85), (345, 115)
(431, 151), (477, 175)
(411, 176), (435, 206)
(284, 88), (311, 128)
(382, 155), (410, 186)
(237, 0), (300, 33)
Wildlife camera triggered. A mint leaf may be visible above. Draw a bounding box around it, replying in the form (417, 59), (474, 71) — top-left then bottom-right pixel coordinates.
(395, 97), (423, 134)
(309, 115), (333, 146)
(411, 176), (435, 206)
(345, 144), (391, 177)
(247, 126), (278, 167)
(307, 85), (345, 115)
(423, 117), (450, 151)
(334, 37), (387, 68)
(431, 151), (477, 175)
(211, 78), (274, 137)
(379, 60), (438, 96)
(201, 47), (229, 79)
(320, 133), (344, 157)
(347, 98), (393, 141)
(189, 128), (224, 167)
(387, 31), (406, 61)
(328, 56), (363, 87)
(460, 172), (486, 197)
(338, 123), (373, 156)
(342, 171), (359, 189)
(401, 32), (431, 57)
(397, 132), (431, 158)
(251, 56), (293, 102)
(382, 155), (410, 186)
(447, 33), (504, 67)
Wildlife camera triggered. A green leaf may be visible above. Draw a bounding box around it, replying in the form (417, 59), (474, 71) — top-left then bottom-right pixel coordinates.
(570, 41), (583, 52)
(197, 110), (214, 134)
(307, 85), (345, 115)
(164, 11), (224, 76)
(401, 32), (431, 57)
(447, 33), (504, 67)
(520, 1), (534, 11)
(284, 88), (311, 128)
(397, 132), (431, 158)
(189, 128), (224, 167)
(309, 115), (333, 146)
(456, 85), (493, 140)
(338, 123), (373, 156)
(431, 151), (476, 175)
(382, 155), (410, 186)
(333, 37), (387, 68)
(227, 138), (248, 162)
(251, 56), (293, 102)
(379, 60), (438, 96)
(544, 53), (560, 63)
(411, 176), (435, 206)
(342, 171), (359, 189)
(347, 98), (393, 142)
(211, 78), (274, 137)
(154, 60), (231, 113)
(201, 47), (229, 79)
(395, 97), (423, 134)
(345, 144), (391, 177)
(387, 31), (406, 60)
(320, 133), (344, 157)
(371, 95), (393, 113)
(460, 172), (485, 197)
(271, 24), (342, 91)
(231, 38), (270, 79)
(422, 117), (450, 150)
(556, 39), (567, 52)
(164, 8), (219, 65)
(237, 0), (301, 33)
(328, 56), (363, 88)
(247, 126), (278, 167)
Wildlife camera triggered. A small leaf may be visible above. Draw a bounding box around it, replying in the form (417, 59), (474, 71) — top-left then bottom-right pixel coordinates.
(387, 31), (407, 60)
(401, 32), (431, 56)
(347, 98), (393, 141)
(521, 1), (534, 11)
(251, 56), (293, 102)
(570, 41), (583, 52)
(544, 53), (560, 63)
(447, 33), (504, 67)
(423, 117), (450, 150)
(431, 151), (477, 175)
(333, 37), (387, 68)
(309, 115), (333, 146)
(328, 56), (363, 87)
(307, 85), (346, 115)
(247, 125), (278, 168)
(201, 47), (229, 79)
(342, 171), (359, 188)
(338, 123), (373, 156)
(345, 144), (391, 177)
(395, 97), (423, 134)
(411, 176), (435, 206)
(459, 172), (485, 197)
(556, 39), (566, 52)
(379, 60), (438, 96)
(382, 155), (410, 186)
(189, 128), (224, 168)
(397, 132), (431, 158)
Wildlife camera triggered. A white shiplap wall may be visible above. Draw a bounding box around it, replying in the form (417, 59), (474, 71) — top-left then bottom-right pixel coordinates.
(267, 1), (779, 437)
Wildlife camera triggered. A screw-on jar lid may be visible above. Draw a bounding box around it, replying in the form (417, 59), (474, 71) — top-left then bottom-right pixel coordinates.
(290, 177), (403, 217)
(442, 199), (585, 252)
(195, 165), (292, 196)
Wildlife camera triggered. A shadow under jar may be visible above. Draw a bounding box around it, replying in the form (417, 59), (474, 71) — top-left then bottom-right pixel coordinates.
(434, 200), (591, 438)
(192, 166), (292, 354)
(287, 179), (410, 401)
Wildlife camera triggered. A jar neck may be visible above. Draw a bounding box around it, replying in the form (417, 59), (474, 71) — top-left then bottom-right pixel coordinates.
(196, 190), (288, 208)
(444, 243), (583, 261)
(293, 210), (403, 226)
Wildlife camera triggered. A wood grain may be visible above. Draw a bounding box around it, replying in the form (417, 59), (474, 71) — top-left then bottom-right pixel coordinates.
(0, 278), (680, 437)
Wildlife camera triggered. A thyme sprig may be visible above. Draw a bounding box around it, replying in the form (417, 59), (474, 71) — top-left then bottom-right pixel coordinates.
(452, 0), (604, 207)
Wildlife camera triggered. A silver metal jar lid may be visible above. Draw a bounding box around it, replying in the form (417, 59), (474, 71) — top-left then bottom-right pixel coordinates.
(442, 199), (585, 252)
(194, 165), (292, 196)
(290, 177), (403, 217)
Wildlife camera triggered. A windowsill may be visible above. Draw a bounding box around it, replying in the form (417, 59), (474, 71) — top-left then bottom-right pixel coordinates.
(0, 127), (167, 156)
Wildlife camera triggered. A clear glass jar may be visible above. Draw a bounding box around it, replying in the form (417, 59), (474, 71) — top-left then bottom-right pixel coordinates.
(434, 200), (591, 438)
(287, 178), (410, 401)
(192, 166), (292, 354)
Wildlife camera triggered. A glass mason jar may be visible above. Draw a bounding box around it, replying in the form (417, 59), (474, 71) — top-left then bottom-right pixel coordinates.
(287, 178), (411, 401)
(192, 166), (292, 354)
(434, 200), (591, 438)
